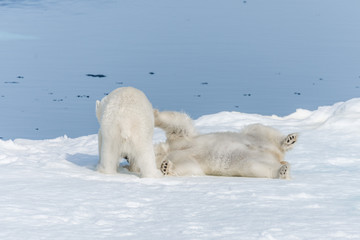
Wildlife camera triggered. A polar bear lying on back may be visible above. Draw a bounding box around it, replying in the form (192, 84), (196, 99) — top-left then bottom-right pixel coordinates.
(154, 110), (297, 179)
(96, 87), (162, 178)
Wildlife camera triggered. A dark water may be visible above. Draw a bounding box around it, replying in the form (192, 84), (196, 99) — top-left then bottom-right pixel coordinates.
(1, 0), (359, 139)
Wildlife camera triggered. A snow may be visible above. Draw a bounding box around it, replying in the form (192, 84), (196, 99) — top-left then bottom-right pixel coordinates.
(1, 0), (360, 239)
(1, 99), (360, 239)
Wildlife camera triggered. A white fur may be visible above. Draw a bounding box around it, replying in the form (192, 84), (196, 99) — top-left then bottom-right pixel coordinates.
(155, 110), (297, 179)
(96, 87), (162, 178)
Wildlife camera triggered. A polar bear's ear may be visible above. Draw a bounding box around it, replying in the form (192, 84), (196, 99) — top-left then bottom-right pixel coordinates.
(281, 133), (298, 151)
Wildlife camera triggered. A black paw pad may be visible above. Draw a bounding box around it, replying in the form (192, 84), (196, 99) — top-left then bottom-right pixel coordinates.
(160, 160), (169, 175)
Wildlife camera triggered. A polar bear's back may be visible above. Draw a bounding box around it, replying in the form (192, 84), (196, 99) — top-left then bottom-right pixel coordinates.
(97, 87), (154, 140)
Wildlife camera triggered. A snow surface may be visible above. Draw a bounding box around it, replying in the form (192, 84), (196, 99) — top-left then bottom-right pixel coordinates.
(1, 99), (360, 240)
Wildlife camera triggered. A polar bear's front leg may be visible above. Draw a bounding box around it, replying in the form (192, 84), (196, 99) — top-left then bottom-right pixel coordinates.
(160, 151), (205, 176)
(160, 159), (174, 176)
(154, 109), (198, 142)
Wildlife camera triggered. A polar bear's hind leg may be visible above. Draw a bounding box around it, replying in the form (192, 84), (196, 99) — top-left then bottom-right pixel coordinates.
(97, 135), (120, 174)
(278, 162), (291, 179)
(281, 133), (298, 151)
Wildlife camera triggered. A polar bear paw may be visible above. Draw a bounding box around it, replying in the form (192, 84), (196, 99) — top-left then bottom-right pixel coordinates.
(160, 159), (173, 176)
(282, 133), (298, 151)
(279, 163), (291, 179)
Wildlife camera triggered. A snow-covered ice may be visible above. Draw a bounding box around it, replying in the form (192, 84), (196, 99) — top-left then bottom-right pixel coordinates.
(1, 99), (360, 240)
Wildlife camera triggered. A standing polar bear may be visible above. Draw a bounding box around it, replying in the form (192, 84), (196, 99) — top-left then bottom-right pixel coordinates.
(96, 87), (162, 178)
(154, 110), (297, 179)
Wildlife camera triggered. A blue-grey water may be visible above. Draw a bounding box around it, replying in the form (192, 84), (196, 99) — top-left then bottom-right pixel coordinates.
(1, 0), (359, 139)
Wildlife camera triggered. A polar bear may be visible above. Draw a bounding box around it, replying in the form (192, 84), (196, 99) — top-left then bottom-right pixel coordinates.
(154, 110), (297, 179)
(96, 87), (162, 177)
